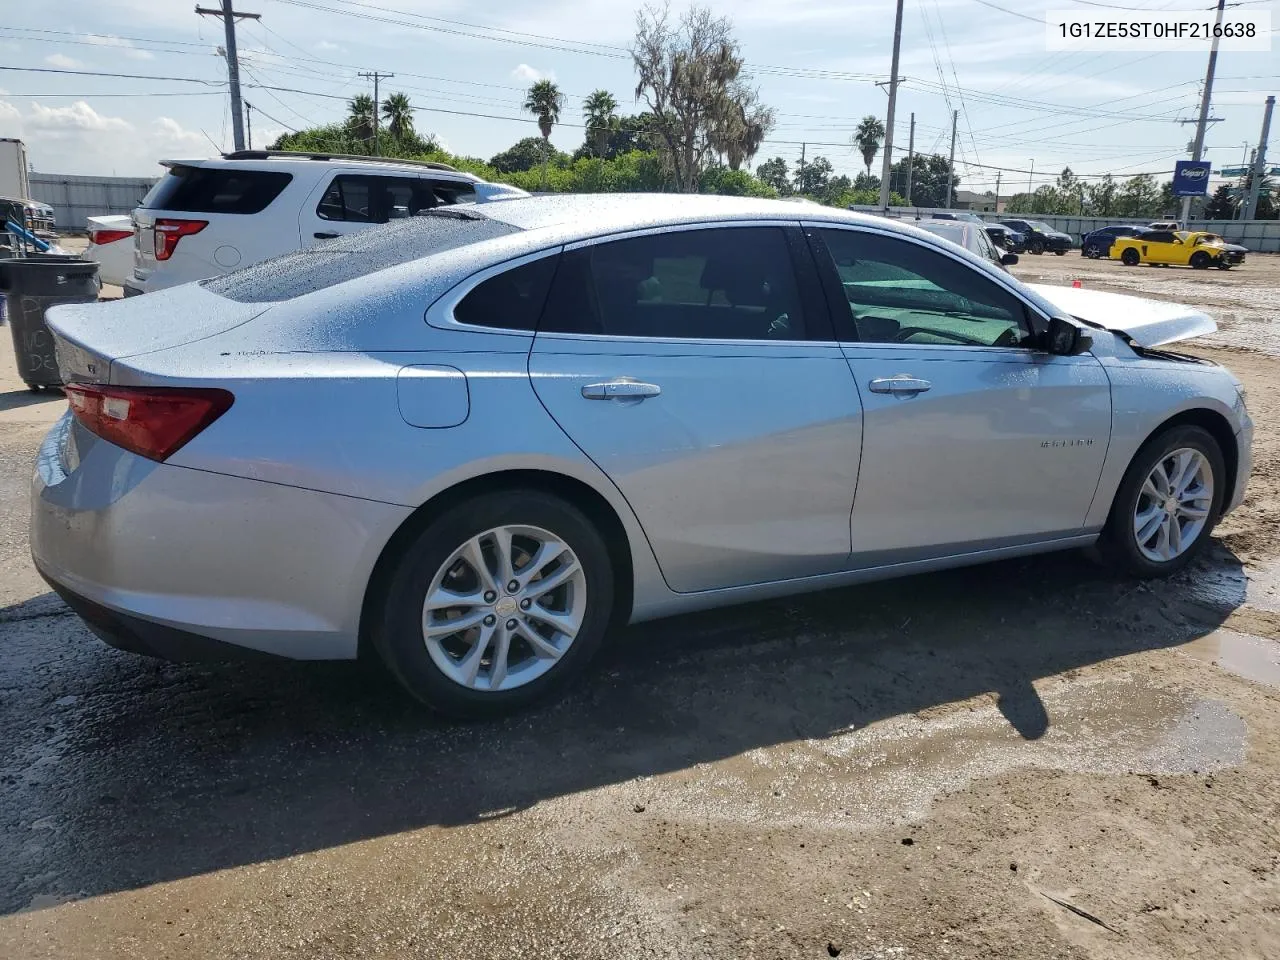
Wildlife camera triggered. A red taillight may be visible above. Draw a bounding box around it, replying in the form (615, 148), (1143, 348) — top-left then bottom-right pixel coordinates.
(64, 384), (233, 462)
(153, 218), (207, 261)
(89, 229), (133, 245)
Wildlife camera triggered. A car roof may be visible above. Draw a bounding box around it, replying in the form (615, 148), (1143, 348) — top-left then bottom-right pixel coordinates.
(161, 152), (483, 182)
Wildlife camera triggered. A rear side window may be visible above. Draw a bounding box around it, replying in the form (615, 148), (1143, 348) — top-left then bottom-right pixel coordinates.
(539, 227), (809, 341)
(141, 164), (292, 214)
(453, 256), (558, 331)
(319, 175), (477, 223)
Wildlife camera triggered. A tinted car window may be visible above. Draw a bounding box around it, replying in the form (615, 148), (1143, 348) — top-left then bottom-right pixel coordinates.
(454, 255), (558, 331)
(319, 175), (475, 223)
(141, 164), (292, 214)
(540, 227), (808, 341)
(1144, 231), (1175, 243)
(317, 175), (374, 223)
(818, 228), (1031, 347)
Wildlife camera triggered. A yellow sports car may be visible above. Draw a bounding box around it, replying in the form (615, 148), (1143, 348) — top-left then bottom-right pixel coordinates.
(1111, 229), (1247, 270)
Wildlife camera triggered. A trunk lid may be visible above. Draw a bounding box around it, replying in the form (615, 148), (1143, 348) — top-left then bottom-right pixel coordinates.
(1025, 283), (1216, 348)
(46, 282), (271, 383)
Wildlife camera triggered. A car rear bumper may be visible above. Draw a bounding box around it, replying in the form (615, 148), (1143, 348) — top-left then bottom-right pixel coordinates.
(31, 413), (412, 661)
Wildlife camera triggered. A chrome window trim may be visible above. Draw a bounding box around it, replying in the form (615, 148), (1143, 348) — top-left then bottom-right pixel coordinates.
(429, 245), (565, 336)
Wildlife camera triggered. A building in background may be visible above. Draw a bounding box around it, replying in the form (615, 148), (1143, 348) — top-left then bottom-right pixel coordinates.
(29, 172), (159, 232)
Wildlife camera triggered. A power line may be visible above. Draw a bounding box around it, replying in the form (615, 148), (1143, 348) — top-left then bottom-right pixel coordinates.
(0, 65), (225, 84)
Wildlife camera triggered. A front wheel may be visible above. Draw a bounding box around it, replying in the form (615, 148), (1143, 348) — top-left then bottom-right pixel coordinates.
(1190, 251), (1211, 270)
(1120, 248), (1141, 266)
(1028, 239), (1045, 255)
(1099, 426), (1225, 578)
(372, 490), (615, 718)
(1217, 261), (1232, 271)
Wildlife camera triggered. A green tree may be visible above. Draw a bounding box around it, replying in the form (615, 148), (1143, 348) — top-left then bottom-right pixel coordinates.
(794, 155), (834, 196)
(1085, 173), (1117, 217)
(853, 171), (880, 193)
(1003, 192), (1033, 214)
(381, 92), (414, 142)
(755, 156), (791, 196)
(490, 137), (568, 173)
(1056, 167), (1082, 214)
(1203, 184), (1234, 220)
(583, 89), (619, 158)
(700, 165), (776, 197)
(1115, 174), (1161, 218)
(633, 4), (773, 191)
(346, 93), (376, 147)
(524, 79), (566, 188)
(890, 153), (958, 207)
(852, 115), (885, 178)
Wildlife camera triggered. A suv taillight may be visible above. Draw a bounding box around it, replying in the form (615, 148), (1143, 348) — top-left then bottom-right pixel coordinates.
(64, 384), (233, 462)
(153, 218), (207, 261)
(90, 229), (133, 245)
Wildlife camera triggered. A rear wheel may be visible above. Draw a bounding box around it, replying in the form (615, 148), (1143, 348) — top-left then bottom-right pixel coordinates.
(1054, 249), (1067, 256)
(1099, 426), (1224, 578)
(1083, 244), (1100, 259)
(1190, 251), (1211, 270)
(1120, 248), (1141, 266)
(372, 490), (615, 718)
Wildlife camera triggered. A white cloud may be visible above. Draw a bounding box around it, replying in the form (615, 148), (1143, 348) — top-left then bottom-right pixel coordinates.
(0, 100), (20, 137)
(44, 54), (84, 69)
(125, 49), (155, 61)
(511, 63), (554, 84)
(27, 101), (132, 134)
(315, 40), (346, 53)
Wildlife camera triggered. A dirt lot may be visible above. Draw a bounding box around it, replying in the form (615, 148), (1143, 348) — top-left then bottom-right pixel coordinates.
(1, 252), (1279, 960)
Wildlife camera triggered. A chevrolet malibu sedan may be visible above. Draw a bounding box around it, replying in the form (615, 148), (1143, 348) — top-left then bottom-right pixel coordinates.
(33, 196), (1252, 717)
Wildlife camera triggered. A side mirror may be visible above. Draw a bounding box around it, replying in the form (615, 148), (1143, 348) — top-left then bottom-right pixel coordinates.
(1044, 316), (1092, 355)
(1001, 252), (1019, 266)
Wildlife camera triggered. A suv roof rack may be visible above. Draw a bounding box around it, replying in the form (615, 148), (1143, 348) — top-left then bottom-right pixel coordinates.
(220, 150), (460, 172)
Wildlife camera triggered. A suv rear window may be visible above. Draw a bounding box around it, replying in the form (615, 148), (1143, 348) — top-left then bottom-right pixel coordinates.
(202, 210), (520, 303)
(141, 164), (292, 214)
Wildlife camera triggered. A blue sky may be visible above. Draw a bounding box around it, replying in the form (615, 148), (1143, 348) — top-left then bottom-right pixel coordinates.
(0, 0), (1274, 196)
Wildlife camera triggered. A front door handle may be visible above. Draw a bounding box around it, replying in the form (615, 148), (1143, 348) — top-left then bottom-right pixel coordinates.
(581, 379), (661, 401)
(868, 376), (932, 397)
(313, 231), (339, 240)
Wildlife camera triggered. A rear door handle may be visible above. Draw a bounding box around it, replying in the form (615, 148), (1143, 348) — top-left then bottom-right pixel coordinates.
(313, 231), (339, 240)
(581, 379), (661, 401)
(868, 376), (932, 397)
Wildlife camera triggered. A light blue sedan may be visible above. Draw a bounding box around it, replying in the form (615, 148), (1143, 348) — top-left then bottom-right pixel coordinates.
(33, 195), (1252, 716)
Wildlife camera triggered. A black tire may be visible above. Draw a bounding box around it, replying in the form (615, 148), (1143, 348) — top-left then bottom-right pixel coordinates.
(372, 490), (615, 718)
(1083, 245), (1100, 259)
(1099, 425), (1226, 578)
(1054, 249), (1067, 256)
(1190, 251), (1211, 270)
(1216, 261), (1231, 271)
(1120, 248), (1141, 266)
(1028, 238), (1045, 255)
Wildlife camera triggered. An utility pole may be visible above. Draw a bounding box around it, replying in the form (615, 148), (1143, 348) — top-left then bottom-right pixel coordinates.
(1180, 0), (1227, 224)
(244, 100), (253, 150)
(944, 109), (958, 209)
(798, 142), (806, 193)
(1242, 95), (1274, 221)
(358, 71), (394, 156)
(1027, 159), (1034, 197)
(1239, 147), (1256, 220)
(877, 0), (905, 212)
(196, 0), (260, 153)
(994, 170), (1001, 214)
(905, 112), (915, 205)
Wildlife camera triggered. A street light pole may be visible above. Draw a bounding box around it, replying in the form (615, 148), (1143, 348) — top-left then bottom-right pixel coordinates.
(1180, 0), (1227, 224)
(1242, 96), (1274, 221)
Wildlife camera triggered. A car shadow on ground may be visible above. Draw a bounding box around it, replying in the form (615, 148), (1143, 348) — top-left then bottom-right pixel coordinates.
(0, 545), (1245, 913)
(0, 386), (62, 413)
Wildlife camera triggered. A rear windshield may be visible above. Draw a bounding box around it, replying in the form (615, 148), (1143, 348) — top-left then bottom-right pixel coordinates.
(141, 164), (292, 214)
(202, 210), (520, 303)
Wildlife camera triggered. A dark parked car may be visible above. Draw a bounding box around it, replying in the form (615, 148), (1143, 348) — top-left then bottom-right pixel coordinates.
(985, 223), (1025, 253)
(999, 219), (1073, 256)
(1082, 225), (1149, 259)
(926, 211), (987, 225)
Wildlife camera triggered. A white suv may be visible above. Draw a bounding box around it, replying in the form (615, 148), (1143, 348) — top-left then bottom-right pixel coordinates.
(125, 151), (528, 295)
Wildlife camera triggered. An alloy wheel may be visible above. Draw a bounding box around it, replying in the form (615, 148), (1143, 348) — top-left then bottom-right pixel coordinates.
(1132, 447), (1214, 563)
(422, 524), (586, 692)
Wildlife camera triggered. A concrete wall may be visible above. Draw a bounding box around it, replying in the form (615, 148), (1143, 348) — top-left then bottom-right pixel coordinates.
(847, 205), (1280, 253)
(29, 172), (159, 231)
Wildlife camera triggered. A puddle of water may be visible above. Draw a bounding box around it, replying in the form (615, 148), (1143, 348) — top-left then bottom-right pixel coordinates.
(1182, 628), (1280, 689)
(1180, 557), (1280, 614)
(646, 675), (1246, 829)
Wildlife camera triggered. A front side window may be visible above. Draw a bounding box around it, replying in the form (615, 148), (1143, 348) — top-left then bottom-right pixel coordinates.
(818, 228), (1033, 348)
(539, 227), (808, 341)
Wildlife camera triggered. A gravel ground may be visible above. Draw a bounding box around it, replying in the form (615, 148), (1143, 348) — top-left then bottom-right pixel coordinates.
(1, 252), (1278, 960)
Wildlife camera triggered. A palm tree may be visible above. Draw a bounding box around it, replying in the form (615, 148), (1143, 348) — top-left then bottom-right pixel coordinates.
(583, 89), (619, 158)
(346, 93), (375, 149)
(523, 79), (565, 187)
(852, 115), (886, 177)
(381, 92), (414, 142)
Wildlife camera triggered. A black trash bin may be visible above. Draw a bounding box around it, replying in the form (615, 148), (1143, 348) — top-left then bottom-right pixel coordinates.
(0, 255), (100, 390)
